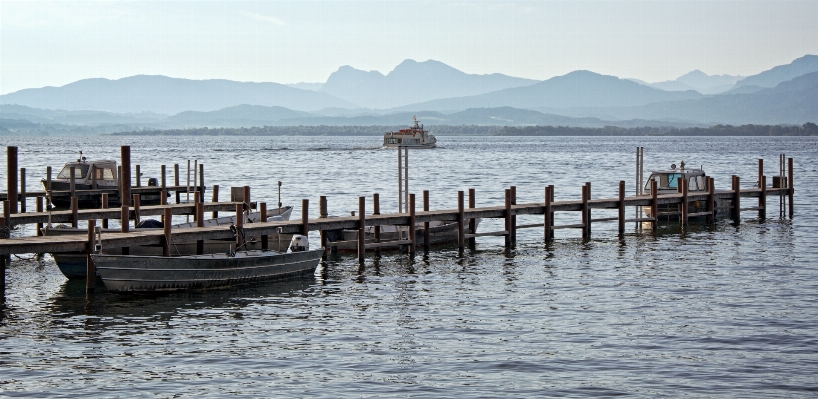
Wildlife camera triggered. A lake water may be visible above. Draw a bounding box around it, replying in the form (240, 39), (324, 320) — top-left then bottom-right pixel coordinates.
(1, 135), (817, 397)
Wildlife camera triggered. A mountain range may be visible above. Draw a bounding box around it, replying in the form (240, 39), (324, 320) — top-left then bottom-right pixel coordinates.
(1, 54), (817, 132)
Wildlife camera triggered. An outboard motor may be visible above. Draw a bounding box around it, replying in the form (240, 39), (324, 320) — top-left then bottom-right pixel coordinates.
(289, 235), (309, 252)
(147, 177), (159, 186)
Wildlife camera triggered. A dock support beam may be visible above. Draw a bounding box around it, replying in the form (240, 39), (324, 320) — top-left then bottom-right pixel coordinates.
(85, 220), (96, 294)
(174, 164), (180, 204)
(212, 185), (219, 218)
(36, 197), (44, 236)
(732, 175), (740, 222)
(581, 183), (590, 238)
(707, 177), (715, 223)
(71, 197), (78, 228)
(457, 190), (465, 252)
(133, 194), (141, 228)
(760, 176), (767, 219)
(372, 194), (380, 248)
(423, 190), (430, 254)
(510, 186), (517, 243)
(650, 180), (658, 231)
(196, 197), (204, 255)
(544, 186), (552, 241)
(504, 189), (511, 247)
(19, 168), (26, 213)
(6, 147), (18, 215)
(409, 193), (416, 256)
(301, 199), (309, 236)
(468, 188), (476, 247)
(261, 202), (269, 251)
(101, 194), (109, 229)
(120, 204), (129, 255)
(788, 158), (794, 218)
(1, 217), (7, 290)
(235, 204), (244, 250)
(618, 181), (625, 235)
(121, 146), (131, 207)
(163, 207), (172, 257)
(358, 197), (365, 264)
(681, 178), (689, 226)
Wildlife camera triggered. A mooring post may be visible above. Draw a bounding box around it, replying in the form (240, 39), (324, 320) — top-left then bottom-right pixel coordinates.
(71, 196), (78, 228)
(618, 181), (625, 235)
(682, 178), (689, 226)
(101, 193), (109, 229)
(85, 219), (96, 294)
(199, 163), (205, 196)
(196, 200), (204, 255)
(244, 186), (251, 207)
(212, 185), (219, 218)
(581, 183), (589, 238)
(6, 147), (18, 215)
(121, 146), (131, 207)
(548, 185), (555, 240)
(504, 189), (511, 247)
(135, 165), (141, 187)
(0, 217), (6, 289)
(358, 196), (366, 263)
(301, 199), (309, 236)
(585, 182), (592, 237)
(372, 193), (380, 244)
(650, 180), (658, 231)
(544, 186), (552, 241)
(193, 192), (201, 222)
(161, 165), (166, 190)
(19, 168), (26, 213)
(46, 166), (52, 196)
(760, 176), (767, 219)
(69, 166), (76, 199)
(732, 175), (740, 222)
(174, 163), (180, 204)
(707, 177), (715, 223)
(91, 164), (98, 190)
(120, 204), (129, 255)
(423, 190), (430, 254)
(2, 201), (9, 230)
(260, 202), (269, 251)
(788, 157), (794, 218)
(163, 207), (172, 257)
(36, 196), (44, 236)
(409, 193), (416, 256)
(133, 194), (141, 228)
(510, 186), (517, 243)
(468, 188), (476, 247)
(457, 190), (465, 251)
(235, 203), (244, 249)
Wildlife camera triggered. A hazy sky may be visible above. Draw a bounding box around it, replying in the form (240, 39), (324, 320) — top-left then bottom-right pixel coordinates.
(1, 0), (816, 94)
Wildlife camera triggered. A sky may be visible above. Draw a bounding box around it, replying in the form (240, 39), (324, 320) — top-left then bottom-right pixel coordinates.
(1, 0), (816, 95)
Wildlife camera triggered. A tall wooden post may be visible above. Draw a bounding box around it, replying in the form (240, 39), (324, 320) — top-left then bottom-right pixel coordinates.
(457, 191), (465, 251)
(788, 157), (794, 218)
(244, 186), (251, 206)
(101, 193), (109, 229)
(504, 189), (511, 247)
(732, 175), (740, 222)
(318, 197), (327, 253)
(174, 163), (181, 204)
(121, 146), (131, 207)
(133, 194), (141, 228)
(199, 163), (205, 196)
(544, 186), (552, 241)
(135, 165), (141, 187)
(120, 204), (129, 255)
(6, 147), (18, 214)
(19, 168), (26, 213)
(409, 193), (416, 256)
(0, 217), (6, 289)
(760, 176), (767, 219)
(468, 188), (476, 246)
(650, 180), (658, 231)
(618, 181), (625, 235)
(161, 165), (167, 190)
(358, 197), (366, 263)
(212, 185), (219, 218)
(85, 219), (96, 293)
(69, 166), (76, 199)
(548, 185), (555, 240)
(71, 196), (78, 228)
(36, 196), (44, 236)
(510, 186), (516, 243)
(196, 201), (204, 255)
(46, 166), (52, 197)
(372, 193), (380, 244)
(301, 199), (309, 236)
(681, 178), (689, 226)
(707, 177), (715, 223)
(423, 190), (430, 253)
(261, 202), (269, 251)
(91, 165), (98, 191)
(163, 207), (172, 257)
(585, 182), (592, 237)
(235, 203), (244, 250)
(581, 183), (589, 238)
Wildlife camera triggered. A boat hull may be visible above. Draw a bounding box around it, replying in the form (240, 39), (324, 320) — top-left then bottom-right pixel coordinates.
(326, 219), (480, 252)
(92, 249), (324, 293)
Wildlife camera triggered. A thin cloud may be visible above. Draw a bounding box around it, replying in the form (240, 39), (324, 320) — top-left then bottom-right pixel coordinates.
(240, 11), (286, 26)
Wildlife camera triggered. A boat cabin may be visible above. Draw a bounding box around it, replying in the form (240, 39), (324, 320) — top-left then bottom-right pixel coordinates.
(644, 161), (707, 193)
(54, 159), (118, 186)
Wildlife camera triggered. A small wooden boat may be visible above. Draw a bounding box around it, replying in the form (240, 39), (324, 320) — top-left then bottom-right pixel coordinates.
(383, 116), (437, 149)
(47, 206), (294, 279)
(92, 236), (324, 293)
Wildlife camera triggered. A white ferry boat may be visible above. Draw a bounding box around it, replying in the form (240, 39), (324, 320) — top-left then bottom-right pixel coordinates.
(383, 116), (437, 149)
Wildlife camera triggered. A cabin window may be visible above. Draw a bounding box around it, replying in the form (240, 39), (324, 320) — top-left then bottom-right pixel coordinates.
(688, 176), (699, 190)
(93, 167), (115, 180)
(57, 165), (90, 179)
(697, 176), (705, 190)
(665, 173), (682, 189)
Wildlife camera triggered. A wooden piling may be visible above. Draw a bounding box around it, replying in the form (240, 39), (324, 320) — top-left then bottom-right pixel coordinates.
(358, 197), (365, 263)
(2, 200), (10, 229)
(423, 190), (430, 254)
(586, 183), (592, 237)
(707, 177), (715, 223)
(504, 189), (512, 246)
(301, 199), (309, 236)
(6, 147), (18, 215)
(174, 163), (180, 204)
(71, 196), (78, 228)
(193, 192), (201, 221)
(69, 166), (76, 199)
(681, 178), (689, 226)
(372, 193), (380, 254)
(457, 191), (465, 251)
(618, 181), (625, 235)
(133, 194), (141, 227)
(650, 180), (658, 231)
(135, 165), (141, 187)
(86, 219), (96, 293)
(468, 188), (476, 246)
(244, 186), (251, 205)
(36, 197), (43, 236)
(0, 217), (5, 289)
(261, 202), (269, 251)
(760, 176), (767, 219)
(46, 166), (52, 196)
(121, 146), (131, 206)
(544, 186), (552, 241)
(235, 203), (244, 249)
(788, 157), (794, 218)
(199, 164), (205, 196)
(548, 185), (555, 240)
(163, 207), (172, 257)
(91, 164), (98, 190)
(510, 186), (517, 243)
(196, 201), (204, 255)
(581, 183), (589, 238)
(120, 204), (129, 255)
(409, 193), (416, 256)
(101, 193), (109, 229)
(732, 175), (740, 221)
(212, 185), (219, 218)
(161, 165), (166, 189)
(19, 168), (26, 213)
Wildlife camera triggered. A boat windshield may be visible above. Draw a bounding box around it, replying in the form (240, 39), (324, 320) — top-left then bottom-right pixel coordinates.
(645, 173), (684, 190)
(57, 165), (90, 179)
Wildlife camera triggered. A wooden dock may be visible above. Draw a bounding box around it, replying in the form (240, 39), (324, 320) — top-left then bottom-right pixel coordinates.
(0, 144), (796, 295)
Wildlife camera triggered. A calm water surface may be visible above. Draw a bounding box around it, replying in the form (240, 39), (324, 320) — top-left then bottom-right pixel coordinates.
(1, 135), (817, 397)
